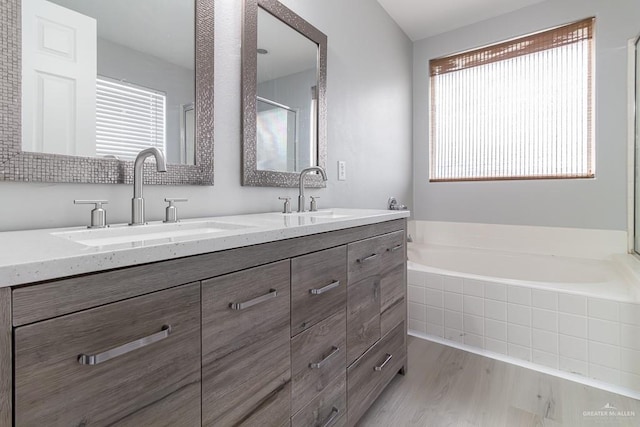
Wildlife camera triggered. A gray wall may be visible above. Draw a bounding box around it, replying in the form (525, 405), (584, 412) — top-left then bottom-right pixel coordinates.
(98, 38), (194, 164)
(413, 0), (640, 230)
(0, 0), (413, 231)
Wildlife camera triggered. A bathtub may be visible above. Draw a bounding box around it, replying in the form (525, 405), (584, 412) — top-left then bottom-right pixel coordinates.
(406, 242), (640, 397)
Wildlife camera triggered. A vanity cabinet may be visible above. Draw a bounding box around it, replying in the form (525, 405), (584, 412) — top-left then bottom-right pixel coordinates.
(3, 218), (407, 427)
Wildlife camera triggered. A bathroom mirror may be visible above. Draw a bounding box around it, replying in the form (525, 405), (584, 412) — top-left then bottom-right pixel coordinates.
(242, 0), (327, 187)
(0, 0), (214, 185)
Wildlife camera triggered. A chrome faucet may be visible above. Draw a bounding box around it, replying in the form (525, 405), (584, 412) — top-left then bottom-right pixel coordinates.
(298, 166), (328, 212)
(130, 147), (167, 225)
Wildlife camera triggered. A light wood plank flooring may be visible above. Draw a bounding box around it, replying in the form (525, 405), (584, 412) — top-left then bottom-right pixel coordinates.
(357, 336), (640, 427)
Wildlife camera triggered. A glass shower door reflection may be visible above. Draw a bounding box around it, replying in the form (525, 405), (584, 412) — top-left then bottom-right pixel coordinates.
(256, 97), (298, 172)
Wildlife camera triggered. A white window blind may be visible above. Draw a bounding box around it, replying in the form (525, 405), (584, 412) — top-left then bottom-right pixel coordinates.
(429, 18), (594, 182)
(96, 77), (166, 161)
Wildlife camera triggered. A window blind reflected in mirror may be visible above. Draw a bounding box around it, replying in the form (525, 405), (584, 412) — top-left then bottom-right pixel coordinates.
(95, 77), (166, 161)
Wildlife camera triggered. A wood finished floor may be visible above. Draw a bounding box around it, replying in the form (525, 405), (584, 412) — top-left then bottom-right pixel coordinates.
(356, 336), (640, 427)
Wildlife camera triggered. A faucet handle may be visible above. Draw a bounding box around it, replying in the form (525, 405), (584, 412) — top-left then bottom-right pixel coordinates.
(309, 196), (320, 212)
(278, 197), (292, 214)
(164, 198), (188, 223)
(74, 200), (108, 229)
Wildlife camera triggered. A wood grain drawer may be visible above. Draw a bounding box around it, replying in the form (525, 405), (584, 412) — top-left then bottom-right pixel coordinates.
(347, 322), (406, 426)
(291, 246), (347, 336)
(291, 310), (346, 414)
(202, 260), (291, 426)
(347, 236), (383, 285)
(347, 230), (405, 284)
(14, 283), (201, 427)
(346, 275), (380, 365)
(292, 375), (346, 427)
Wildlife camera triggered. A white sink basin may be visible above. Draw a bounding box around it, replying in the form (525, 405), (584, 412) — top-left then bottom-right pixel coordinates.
(52, 221), (253, 248)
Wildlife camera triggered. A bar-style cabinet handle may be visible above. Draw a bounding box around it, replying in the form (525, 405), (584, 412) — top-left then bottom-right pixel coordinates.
(387, 244), (404, 252)
(357, 253), (378, 263)
(319, 407), (340, 427)
(229, 289), (278, 310)
(309, 280), (341, 295)
(374, 353), (393, 371)
(309, 346), (340, 369)
(78, 325), (171, 366)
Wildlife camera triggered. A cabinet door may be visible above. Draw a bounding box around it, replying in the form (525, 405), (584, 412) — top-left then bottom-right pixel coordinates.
(380, 263), (406, 336)
(14, 283), (201, 427)
(378, 230), (406, 334)
(291, 246), (347, 336)
(347, 322), (406, 427)
(202, 260), (291, 426)
(346, 275), (381, 365)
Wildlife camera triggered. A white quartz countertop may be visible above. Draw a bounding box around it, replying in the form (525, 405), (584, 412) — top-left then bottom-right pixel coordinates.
(0, 208), (409, 287)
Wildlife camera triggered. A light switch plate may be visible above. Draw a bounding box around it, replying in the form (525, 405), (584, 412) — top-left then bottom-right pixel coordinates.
(338, 161), (346, 181)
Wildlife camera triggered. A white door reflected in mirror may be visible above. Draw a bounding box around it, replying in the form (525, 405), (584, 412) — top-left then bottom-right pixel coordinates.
(22, 0), (97, 157)
(21, 0), (196, 165)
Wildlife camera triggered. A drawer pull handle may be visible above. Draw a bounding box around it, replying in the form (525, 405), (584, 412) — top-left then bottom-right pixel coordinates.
(229, 289), (278, 310)
(374, 353), (393, 371)
(357, 253), (378, 263)
(309, 346), (340, 369)
(309, 280), (341, 295)
(388, 244), (404, 252)
(318, 407), (340, 427)
(78, 325), (171, 366)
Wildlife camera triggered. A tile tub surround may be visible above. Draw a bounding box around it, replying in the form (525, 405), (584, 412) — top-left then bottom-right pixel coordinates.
(0, 208), (409, 287)
(408, 268), (640, 397)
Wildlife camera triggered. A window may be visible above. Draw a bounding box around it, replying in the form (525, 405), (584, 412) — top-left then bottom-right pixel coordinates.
(429, 18), (594, 182)
(95, 77), (166, 161)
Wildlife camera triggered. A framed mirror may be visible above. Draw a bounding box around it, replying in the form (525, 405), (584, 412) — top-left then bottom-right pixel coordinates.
(0, 0), (214, 185)
(242, 0), (327, 187)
